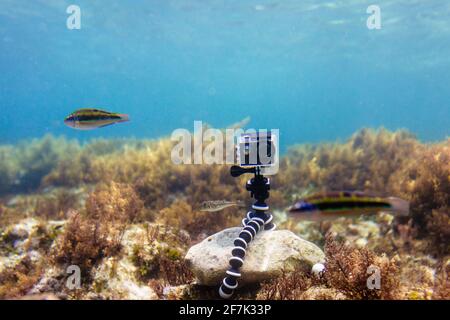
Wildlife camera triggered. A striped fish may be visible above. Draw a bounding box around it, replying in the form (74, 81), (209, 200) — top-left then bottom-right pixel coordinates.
(64, 108), (129, 130)
(289, 191), (409, 221)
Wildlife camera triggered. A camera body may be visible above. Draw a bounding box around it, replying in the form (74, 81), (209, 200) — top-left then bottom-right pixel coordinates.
(236, 131), (278, 175)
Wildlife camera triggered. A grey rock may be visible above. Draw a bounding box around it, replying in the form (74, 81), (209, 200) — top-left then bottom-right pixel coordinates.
(185, 227), (325, 286)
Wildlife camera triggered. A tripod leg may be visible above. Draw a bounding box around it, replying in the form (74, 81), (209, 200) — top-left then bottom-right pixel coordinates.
(219, 209), (276, 299)
(218, 213), (266, 299)
(219, 173), (275, 299)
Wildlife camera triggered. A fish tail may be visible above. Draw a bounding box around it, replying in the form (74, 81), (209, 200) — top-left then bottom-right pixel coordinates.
(118, 114), (130, 122)
(387, 197), (410, 216)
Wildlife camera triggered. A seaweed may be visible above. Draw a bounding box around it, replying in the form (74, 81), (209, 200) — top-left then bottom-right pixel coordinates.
(256, 267), (315, 300)
(51, 182), (144, 276)
(16, 135), (80, 192)
(277, 128), (421, 198)
(157, 199), (242, 239)
(426, 209), (450, 256)
(323, 233), (400, 299)
(432, 260), (450, 300)
(42, 138), (146, 188)
(131, 223), (193, 286)
(0, 128), (448, 299)
(32, 188), (82, 220)
(402, 142), (449, 234)
(51, 211), (111, 276)
(0, 145), (20, 195)
(85, 182), (143, 241)
(256, 233), (402, 300)
(0, 256), (43, 299)
(0, 135), (80, 196)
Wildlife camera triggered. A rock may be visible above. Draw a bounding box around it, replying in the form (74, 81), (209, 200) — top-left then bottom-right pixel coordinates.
(89, 225), (159, 300)
(329, 219), (381, 249)
(185, 227), (325, 286)
(3, 218), (40, 243)
(16, 293), (61, 300)
(91, 256), (157, 300)
(162, 284), (190, 300)
(301, 286), (347, 300)
(27, 264), (68, 297)
(0, 218), (46, 273)
(29, 223), (167, 300)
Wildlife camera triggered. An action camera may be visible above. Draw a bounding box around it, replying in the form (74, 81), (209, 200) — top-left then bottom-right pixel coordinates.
(236, 131), (277, 168)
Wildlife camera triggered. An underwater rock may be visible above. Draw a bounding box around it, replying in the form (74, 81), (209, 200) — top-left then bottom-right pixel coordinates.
(3, 218), (39, 242)
(91, 257), (157, 300)
(185, 227), (325, 286)
(0, 218), (44, 273)
(27, 265), (66, 296)
(300, 286), (347, 300)
(162, 284), (191, 300)
(16, 293), (60, 300)
(89, 225), (158, 300)
(327, 219), (381, 249)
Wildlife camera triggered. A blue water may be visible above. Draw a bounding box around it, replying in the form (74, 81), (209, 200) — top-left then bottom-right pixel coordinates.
(1, 0), (449, 150)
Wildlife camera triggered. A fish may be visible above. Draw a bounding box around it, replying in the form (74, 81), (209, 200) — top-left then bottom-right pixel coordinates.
(199, 200), (245, 212)
(227, 116), (251, 130)
(64, 108), (129, 130)
(289, 191), (409, 221)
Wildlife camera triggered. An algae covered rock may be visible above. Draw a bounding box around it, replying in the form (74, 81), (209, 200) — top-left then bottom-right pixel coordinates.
(185, 227), (325, 286)
(88, 225), (158, 300)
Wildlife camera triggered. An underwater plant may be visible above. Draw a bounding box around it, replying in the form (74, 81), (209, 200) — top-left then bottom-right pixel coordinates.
(85, 182), (144, 242)
(0, 145), (20, 195)
(256, 267), (315, 300)
(0, 128), (448, 300)
(157, 199), (242, 239)
(52, 182), (144, 276)
(432, 260), (450, 300)
(131, 223), (193, 288)
(42, 137), (146, 188)
(401, 141), (449, 233)
(387, 139), (450, 255)
(277, 128), (421, 197)
(0, 255), (43, 299)
(51, 211), (111, 275)
(0, 135), (80, 196)
(426, 209), (450, 256)
(30, 188), (82, 220)
(43, 136), (247, 212)
(16, 135), (80, 193)
(0, 202), (22, 228)
(323, 233), (400, 300)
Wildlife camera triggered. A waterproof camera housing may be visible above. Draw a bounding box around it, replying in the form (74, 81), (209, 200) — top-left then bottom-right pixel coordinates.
(236, 131), (279, 175)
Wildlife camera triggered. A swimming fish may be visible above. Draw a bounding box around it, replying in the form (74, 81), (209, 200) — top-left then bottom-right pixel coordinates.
(227, 116), (251, 130)
(64, 108), (129, 130)
(199, 200), (245, 212)
(289, 191), (409, 221)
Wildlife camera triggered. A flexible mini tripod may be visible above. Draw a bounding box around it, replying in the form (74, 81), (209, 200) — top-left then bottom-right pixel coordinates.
(219, 165), (276, 299)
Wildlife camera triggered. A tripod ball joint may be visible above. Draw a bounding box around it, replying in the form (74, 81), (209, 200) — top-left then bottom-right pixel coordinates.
(243, 210), (276, 231)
